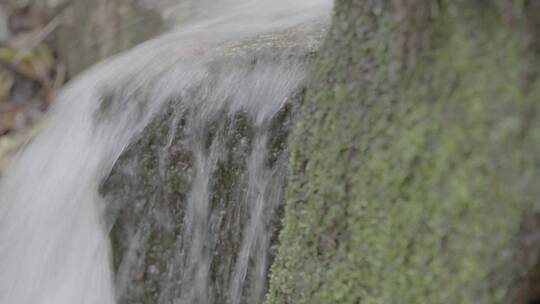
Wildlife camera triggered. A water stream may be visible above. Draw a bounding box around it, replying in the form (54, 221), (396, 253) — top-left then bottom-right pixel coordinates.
(0, 1), (331, 303)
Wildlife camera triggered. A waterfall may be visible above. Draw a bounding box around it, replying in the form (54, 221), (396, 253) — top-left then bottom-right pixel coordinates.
(0, 1), (331, 303)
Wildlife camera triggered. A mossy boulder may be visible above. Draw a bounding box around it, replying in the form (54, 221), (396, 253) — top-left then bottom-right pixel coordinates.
(267, 1), (540, 303)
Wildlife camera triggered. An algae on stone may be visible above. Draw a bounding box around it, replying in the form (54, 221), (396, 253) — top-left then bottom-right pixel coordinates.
(267, 1), (540, 303)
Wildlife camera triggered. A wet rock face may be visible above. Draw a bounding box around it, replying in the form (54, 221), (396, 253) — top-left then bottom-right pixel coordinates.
(99, 48), (305, 304)
(102, 107), (294, 304)
(94, 7), (328, 301)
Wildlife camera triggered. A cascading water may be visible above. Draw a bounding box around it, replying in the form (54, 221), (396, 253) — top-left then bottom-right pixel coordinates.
(0, 1), (331, 303)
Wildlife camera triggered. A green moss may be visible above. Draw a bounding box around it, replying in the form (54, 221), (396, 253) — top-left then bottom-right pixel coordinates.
(267, 1), (540, 303)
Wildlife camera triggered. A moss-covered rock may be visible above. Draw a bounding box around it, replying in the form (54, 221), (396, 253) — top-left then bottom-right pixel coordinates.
(267, 1), (540, 303)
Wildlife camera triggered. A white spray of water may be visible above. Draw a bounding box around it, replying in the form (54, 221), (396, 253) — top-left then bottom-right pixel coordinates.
(0, 1), (332, 303)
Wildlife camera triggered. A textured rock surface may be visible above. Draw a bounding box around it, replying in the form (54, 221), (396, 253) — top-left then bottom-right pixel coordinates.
(268, 1), (540, 303)
(102, 102), (294, 304)
(99, 24), (326, 302)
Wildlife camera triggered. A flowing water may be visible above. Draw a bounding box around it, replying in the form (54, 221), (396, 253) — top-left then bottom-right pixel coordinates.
(0, 1), (331, 303)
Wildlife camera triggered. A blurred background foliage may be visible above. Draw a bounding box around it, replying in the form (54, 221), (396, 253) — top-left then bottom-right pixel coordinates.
(0, 1), (67, 173)
(0, 0), (164, 174)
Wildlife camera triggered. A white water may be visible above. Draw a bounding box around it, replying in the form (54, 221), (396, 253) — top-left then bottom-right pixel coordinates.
(0, 1), (332, 303)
